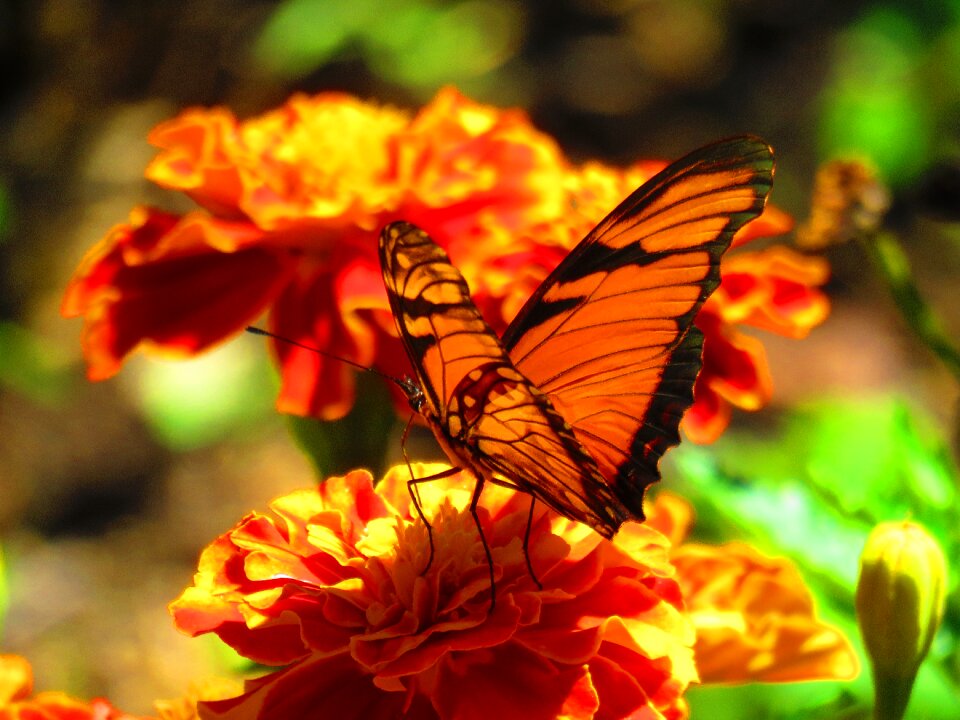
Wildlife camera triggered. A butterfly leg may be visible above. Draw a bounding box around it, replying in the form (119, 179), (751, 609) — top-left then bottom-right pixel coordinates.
(406, 465), (462, 576)
(522, 496), (543, 590)
(467, 475), (497, 612)
(400, 414), (465, 576)
(486, 477), (543, 591)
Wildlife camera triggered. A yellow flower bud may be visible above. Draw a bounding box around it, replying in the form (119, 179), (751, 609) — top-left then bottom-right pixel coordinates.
(855, 521), (947, 720)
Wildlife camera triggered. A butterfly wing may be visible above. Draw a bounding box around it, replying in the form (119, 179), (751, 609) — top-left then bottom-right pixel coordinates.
(380, 222), (631, 536)
(501, 136), (775, 519)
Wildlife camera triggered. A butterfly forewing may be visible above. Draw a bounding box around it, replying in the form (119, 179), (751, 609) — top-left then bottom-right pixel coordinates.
(501, 136), (775, 517)
(380, 222), (631, 536)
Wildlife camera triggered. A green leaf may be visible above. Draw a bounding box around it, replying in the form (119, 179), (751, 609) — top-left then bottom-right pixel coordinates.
(818, 7), (932, 184)
(286, 371), (399, 480)
(253, 0), (379, 76)
(0, 545), (7, 638)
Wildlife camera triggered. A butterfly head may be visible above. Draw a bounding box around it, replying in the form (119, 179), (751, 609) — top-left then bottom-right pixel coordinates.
(399, 375), (425, 413)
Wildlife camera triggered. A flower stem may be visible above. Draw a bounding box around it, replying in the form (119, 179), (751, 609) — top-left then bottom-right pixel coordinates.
(860, 231), (960, 382)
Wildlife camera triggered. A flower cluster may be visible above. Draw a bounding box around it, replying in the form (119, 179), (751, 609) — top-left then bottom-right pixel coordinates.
(170, 465), (698, 720)
(62, 88), (829, 441)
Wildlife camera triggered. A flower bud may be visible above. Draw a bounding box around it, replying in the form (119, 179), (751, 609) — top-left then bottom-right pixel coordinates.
(855, 521), (947, 720)
(797, 158), (890, 249)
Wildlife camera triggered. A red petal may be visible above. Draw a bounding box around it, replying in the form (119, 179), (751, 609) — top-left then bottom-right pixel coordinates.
(429, 644), (590, 720)
(62, 208), (293, 380)
(270, 261), (382, 420)
(199, 654), (436, 720)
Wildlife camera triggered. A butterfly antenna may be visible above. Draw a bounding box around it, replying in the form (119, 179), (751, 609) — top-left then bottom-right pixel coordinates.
(245, 326), (412, 391)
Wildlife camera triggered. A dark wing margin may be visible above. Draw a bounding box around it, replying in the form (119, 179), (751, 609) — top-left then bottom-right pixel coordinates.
(501, 136), (775, 517)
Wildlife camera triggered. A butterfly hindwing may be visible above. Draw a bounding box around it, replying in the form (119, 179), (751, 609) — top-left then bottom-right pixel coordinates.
(501, 136), (775, 518)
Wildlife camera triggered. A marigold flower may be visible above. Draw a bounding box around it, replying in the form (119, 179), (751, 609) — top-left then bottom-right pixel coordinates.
(63, 88), (568, 419)
(647, 492), (859, 684)
(63, 87), (826, 441)
(170, 466), (697, 720)
(856, 521), (947, 720)
(0, 654), (144, 720)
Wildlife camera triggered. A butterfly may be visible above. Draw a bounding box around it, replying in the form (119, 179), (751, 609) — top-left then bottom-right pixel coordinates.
(379, 136), (774, 596)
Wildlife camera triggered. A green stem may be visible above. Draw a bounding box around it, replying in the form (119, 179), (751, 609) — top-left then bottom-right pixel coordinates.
(872, 672), (916, 720)
(860, 232), (960, 382)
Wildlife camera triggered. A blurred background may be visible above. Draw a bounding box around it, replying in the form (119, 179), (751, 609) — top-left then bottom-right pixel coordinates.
(1, 0), (958, 716)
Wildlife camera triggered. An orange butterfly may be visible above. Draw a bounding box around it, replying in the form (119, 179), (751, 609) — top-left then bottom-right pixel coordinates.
(379, 136), (774, 595)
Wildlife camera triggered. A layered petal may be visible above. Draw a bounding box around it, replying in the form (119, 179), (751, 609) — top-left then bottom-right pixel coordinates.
(396, 86), (569, 244)
(646, 494), (859, 686)
(673, 542), (858, 683)
(62, 207), (294, 380)
(147, 94), (409, 231)
(171, 466), (696, 719)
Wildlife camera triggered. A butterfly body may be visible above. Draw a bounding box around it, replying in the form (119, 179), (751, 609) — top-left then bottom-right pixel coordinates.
(380, 136), (775, 539)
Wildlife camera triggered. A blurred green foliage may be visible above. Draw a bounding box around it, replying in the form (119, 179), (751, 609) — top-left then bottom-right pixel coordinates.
(0, 322), (71, 404)
(672, 397), (959, 719)
(133, 341), (278, 450)
(819, 3), (960, 184)
(254, 0), (522, 93)
(0, 546), (7, 639)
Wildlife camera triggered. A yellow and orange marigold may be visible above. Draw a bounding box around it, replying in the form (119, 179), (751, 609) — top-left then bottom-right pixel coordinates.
(62, 87), (829, 442)
(170, 465), (698, 720)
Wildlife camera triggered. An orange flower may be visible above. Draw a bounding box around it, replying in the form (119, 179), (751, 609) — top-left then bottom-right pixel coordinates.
(63, 85), (826, 440)
(646, 493), (859, 684)
(0, 654), (145, 720)
(62, 88), (568, 420)
(170, 466), (697, 720)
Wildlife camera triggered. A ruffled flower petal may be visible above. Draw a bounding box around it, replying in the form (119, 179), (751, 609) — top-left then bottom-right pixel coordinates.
(673, 542), (858, 683)
(62, 207), (294, 380)
(171, 465), (696, 719)
(646, 494), (859, 685)
(147, 95), (409, 231)
(710, 247), (831, 338)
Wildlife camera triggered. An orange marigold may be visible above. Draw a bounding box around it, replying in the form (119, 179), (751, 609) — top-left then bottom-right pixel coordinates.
(63, 87), (828, 442)
(169, 466), (697, 720)
(0, 654), (145, 720)
(62, 88), (568, 420)
(646, 492), (859, 684)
